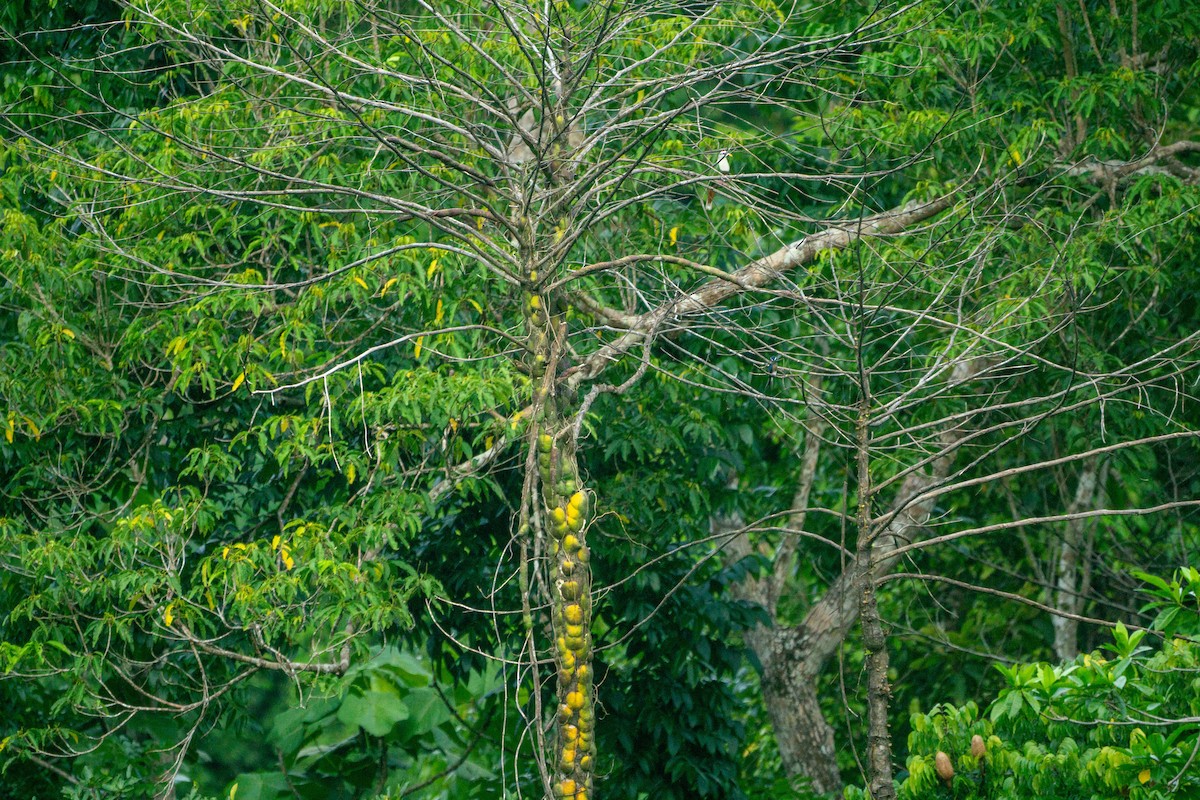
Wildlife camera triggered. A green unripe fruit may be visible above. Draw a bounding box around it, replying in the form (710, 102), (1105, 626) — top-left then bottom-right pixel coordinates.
(563, 533), (581, 552)
(560, 558), (576, 575)
(560, 580), (580, 600)
(538, 433), (553, 453)
(565, 635), (586, 652)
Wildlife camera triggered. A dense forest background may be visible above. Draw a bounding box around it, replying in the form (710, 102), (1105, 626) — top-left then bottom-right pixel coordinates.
(2, 1), (1198, 799)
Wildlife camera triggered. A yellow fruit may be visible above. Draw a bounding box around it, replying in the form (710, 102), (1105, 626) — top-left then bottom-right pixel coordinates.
(568, 491), (588, 515)
(565, 635), (586, 652)
(577, 546), (590, 564)
(557, 779), (576, 797)
(529, 295), (542, 310)
(563, 534), (581, 552)
(566, 624), (584, 639)
(564, 604), (583, 624)
(564, 724), (579, 742)
(576, 790), (588, 800)
(576, 664), (590, 682)
(561, 746), (576, 764)
(558, 704), (572, 722)
(551, 507), (566, 526)
(538, 434), (553, 453)
(580, 755), (592, 771)
(561, 649), (576, 670)
(566, 690), (585, 710)
(561, 559), (576, 575)
(560, 580), (580, 600)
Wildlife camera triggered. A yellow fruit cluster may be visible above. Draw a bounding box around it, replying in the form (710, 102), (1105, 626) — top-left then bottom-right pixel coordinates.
(526, 286), (549, 380)
(533, 422), (594, 800)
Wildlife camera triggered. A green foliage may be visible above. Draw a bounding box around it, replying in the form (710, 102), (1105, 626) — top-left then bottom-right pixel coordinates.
(1, 0), (1199, 797)
(848, 572), (1200, 800)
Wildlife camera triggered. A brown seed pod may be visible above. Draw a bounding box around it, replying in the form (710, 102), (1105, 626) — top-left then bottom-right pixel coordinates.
(971, 734), (986, 760)
(935, 750), (955, 785)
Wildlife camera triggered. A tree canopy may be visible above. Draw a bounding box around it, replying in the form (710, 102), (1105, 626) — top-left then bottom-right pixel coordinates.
(1, 1), (1198, 799)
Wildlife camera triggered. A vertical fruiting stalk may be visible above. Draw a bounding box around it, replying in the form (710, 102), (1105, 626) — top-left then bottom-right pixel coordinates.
(526, 277), (594, 800)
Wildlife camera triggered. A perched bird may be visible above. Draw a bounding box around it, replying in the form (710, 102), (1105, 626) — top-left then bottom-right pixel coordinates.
(704, 148), (731, 210)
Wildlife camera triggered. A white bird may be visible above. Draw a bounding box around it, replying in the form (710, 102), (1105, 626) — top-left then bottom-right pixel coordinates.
(715, 148), (731, 174)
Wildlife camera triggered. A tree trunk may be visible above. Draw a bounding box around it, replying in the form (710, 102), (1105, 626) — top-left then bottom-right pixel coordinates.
(750, 626), (842, 794)
(1052, 459), (1099, 662)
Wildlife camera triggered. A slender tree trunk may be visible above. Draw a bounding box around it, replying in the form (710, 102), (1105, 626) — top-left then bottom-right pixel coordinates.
(1052, 459), (1099, 662)
(854, 398), (896, 800)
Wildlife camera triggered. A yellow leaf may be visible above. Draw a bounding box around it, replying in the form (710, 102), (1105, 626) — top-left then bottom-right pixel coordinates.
(485, 435), (494, 449)
(231, 372), (245, 392)
(669, 226), (679, 246)
(468, 299), (483, 314)
(347, 463), (356, 484)
(476, 216), (485, 230)
(381, 277), (398, 296)
(435, 298), (445, 324)
(1139, 770), (1151, 784)
(22, 416), (40, 439)
(164, 603), (174, 627)
(59, 327), (74, 340)
(427, 259), (440, 278)
(280, 416), (290, 433)
(49, 170), (57, 182)
(230, 783), (238, 800)
(271, 535), (281, 551)
(414, 336), (424, 359)
(353, 275), (369, 290)
(1008, 145), (1023, 166)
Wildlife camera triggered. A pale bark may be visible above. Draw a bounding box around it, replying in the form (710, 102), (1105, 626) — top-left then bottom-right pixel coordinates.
(1051, 458), (1100, 662)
